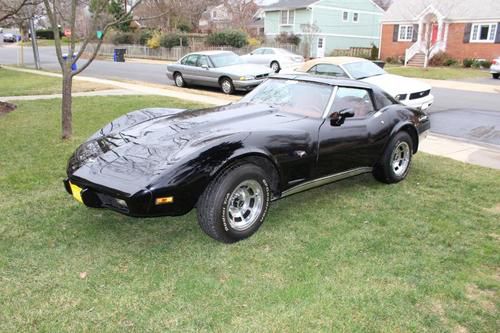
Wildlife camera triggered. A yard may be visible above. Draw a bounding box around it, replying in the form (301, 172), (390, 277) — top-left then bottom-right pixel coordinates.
(0, 95), (499, 332)
(0, 67), (112, 96)
(385, 65), (491, 81)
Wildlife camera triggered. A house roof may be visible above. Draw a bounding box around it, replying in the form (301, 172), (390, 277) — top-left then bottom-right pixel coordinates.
(382, 0), (500, 22)
(263, 0), (317, 11)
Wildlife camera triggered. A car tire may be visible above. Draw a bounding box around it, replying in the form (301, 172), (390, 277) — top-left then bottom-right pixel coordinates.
(373, 131), (413, 184)
(174, 72), (186, 87)
(220, 77), (235, 94)
(271, 61), (280, 73)
(493, 73), (500, 79)
(197, 163), (271, 243)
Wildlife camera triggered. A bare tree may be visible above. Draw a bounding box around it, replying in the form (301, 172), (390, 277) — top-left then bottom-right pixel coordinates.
(223, 0), (258, 33)
(301, 23), (319, 59)
(42, 0), (150, 139)
(0, 0), (30, 23)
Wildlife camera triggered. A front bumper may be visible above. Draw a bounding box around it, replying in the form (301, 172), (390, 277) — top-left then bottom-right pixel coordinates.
(233, 79), (266, 91)
(402, 94), (434, 111)
(63, 177), (193, 218)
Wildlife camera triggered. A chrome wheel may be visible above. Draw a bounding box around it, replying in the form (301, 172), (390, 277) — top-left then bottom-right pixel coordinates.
(221, 79), (232, 94)
(175, 74), (184, 87)
(392, 141), (410, 176)
(226, 180), (264, 231)
(271, 62), (280, 73)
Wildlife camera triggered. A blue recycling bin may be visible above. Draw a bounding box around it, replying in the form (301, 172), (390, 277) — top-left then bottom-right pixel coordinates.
(113, 48), (126, 62)
(63, 53), (78, 71)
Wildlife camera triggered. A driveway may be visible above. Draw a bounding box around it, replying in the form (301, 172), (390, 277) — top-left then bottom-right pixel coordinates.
(2, 45), (500, 146)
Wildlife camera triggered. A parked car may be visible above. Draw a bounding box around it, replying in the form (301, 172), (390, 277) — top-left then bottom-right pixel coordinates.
(3, 33), (17, 43)
(292, 57), (434, 110)
(240, 47), (304, 73)
(491, 57), (500, 79)
(166, 51), (273, 94)
(64, 75), (430, 243)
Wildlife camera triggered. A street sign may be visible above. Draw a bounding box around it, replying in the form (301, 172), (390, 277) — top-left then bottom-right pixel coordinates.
(96, 31), (103, 40)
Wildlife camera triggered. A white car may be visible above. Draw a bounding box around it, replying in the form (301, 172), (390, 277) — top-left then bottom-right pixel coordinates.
(491, 57), (500, 79)
(241, 47), (304, 73)
(291, 57), (434, 110)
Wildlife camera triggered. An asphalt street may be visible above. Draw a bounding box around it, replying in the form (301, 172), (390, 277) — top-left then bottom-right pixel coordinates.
(1, 45), (499, 146)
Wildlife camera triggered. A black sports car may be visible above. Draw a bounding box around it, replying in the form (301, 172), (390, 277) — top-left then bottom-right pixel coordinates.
(64, 75), (430, 243)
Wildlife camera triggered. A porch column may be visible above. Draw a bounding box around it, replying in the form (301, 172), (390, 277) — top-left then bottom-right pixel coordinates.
(437, 19), (444, 42)
(417, 18), (425, 43)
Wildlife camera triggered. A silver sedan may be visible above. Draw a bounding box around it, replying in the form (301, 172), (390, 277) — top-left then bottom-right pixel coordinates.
(166, 51), (274, 94)
(241, 47), (304, 73)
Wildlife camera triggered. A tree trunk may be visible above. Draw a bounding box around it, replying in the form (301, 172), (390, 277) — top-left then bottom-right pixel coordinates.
(61, 72), (73, 139)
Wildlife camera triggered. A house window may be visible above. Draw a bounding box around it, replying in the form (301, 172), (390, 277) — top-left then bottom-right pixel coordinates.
(342, 11), (349, 22)
(353, 12), (359, 22)
(398, 25), (414, 41)
(212, 11), (217, 19)
(280, 10), (294, 25)
(471, 23), (497, 42)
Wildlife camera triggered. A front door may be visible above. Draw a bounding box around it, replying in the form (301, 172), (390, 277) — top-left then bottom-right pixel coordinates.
(316, 37), (325, 58)
(316, 87), (382, 176)
(431, 23), (439, 44)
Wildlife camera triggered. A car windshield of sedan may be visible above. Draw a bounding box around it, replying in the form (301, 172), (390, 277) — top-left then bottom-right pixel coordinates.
(210, 53), (244, 68)
(343, 61), (386, 80)
(239, 79), (333, 117)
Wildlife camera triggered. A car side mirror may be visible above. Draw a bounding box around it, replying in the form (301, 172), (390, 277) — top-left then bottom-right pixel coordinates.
(330, 108), (355, 126)
(201, 64), (209, 70)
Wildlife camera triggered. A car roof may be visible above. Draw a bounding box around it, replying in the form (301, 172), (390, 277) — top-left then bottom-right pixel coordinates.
(297, 56), (370, 71)
(189, 50), (236, 56)
(270, 73), (376, 90)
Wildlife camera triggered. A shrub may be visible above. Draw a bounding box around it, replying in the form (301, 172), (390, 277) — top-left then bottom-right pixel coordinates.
(177, 22), (192, 33)
(36, 29), (63, 39)
(247, 37), (262, 47)
(112, 32), (135, 45)
(138, 30), (153, 45)
(370, 44), (379, 60)
(479, 60), (492, 69)
(385, 56), (396, 64)
(274, 32), (300, 46)
(146, 32), (161, 49)
(160, 34), (188, 48)
(463, 58), (474, 68)
(429, 52), (457, 67)
(207, 30), (248, 48)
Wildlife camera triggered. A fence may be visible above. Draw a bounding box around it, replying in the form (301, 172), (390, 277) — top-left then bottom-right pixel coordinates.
(86, 43), (299, 61)
(330, 47), (373, 58)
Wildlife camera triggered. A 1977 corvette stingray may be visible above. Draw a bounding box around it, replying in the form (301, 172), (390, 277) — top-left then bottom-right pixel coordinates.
(64, 75), (430, 243)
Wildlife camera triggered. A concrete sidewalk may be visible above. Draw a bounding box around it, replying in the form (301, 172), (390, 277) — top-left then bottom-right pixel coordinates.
(421, 78), (500, 94)
(2, 89), (142, 101)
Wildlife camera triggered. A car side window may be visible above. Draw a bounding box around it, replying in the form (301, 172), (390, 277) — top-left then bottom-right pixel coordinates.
(197, 55), (209, 67)
(183, 55), (199, 66)
(263, 49), (275, 55)
(331, 87), (375, 118)
(308, 64), (347, 78)
(373, 91), (396, 110)
(253, 48), (264, 55)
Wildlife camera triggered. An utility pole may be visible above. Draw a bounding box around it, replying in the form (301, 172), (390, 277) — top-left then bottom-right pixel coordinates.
(29, 16), (41, 69)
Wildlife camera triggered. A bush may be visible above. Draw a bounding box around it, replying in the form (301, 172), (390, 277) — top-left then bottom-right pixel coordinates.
(428, 52), (457, 67)
(370, 45), (379, 60)
(160, 34), (188, 49)
(479, 60), (492, 69)
(36, 29), (63, 39)
(463, 58), (474, 68)
(247, 37), (262, 47)
(385, 56), (396, 64)
(146, 32), (161, 49)
(177, 22), (192, 33)
(274, 32), (301, 46)
(207, 30), (248, 48)
(112, 32), (136, 45)
(138, 30), (153, 45)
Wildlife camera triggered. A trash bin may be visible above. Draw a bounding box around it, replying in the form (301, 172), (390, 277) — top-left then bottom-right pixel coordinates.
(62, 53), (78, 71)
(113, 48), (126, 62)
(373, 60), (386, 69)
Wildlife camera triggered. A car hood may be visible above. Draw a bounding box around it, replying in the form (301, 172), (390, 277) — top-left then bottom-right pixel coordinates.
(69, 104), (306, 195)
(219, 63), (273, 76)
(361, 74), (431, 95)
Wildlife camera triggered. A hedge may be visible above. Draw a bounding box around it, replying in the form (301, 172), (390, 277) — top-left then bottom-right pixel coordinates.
(207, 30), (248, 48)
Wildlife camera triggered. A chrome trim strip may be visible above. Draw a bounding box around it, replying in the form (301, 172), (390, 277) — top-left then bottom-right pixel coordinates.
(322, 86), (338, 119)
(280, 167), (373, 198)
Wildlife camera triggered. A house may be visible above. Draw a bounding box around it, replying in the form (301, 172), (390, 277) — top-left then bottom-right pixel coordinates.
(263, 0), (385, 57)
(379, 0), (500, 67)
(199, 3), (232, 34)
(199, 1), (264, 36)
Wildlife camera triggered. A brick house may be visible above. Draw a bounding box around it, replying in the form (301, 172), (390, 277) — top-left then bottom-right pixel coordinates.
(379, 0), (500, 66)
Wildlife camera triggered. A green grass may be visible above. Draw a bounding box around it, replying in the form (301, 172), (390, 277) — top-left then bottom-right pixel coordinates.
(386, 65), (491, 80)
(0, 96), (499, 332)
(0, 68), (113, 96)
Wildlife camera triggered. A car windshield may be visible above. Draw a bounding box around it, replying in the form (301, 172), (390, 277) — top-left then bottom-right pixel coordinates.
(210, 53), (243, 67)
(239, 79), (333, 117)
(343, 61), (386, 80)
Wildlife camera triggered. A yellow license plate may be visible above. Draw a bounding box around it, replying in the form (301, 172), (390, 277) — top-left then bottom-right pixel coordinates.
(69, 182), (83, 203)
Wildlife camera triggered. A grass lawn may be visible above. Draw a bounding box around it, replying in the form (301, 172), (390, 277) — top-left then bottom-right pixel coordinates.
(0, 96), (499, 332)
(0, 67), (113, 96)
(386, 65), (491, 81)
